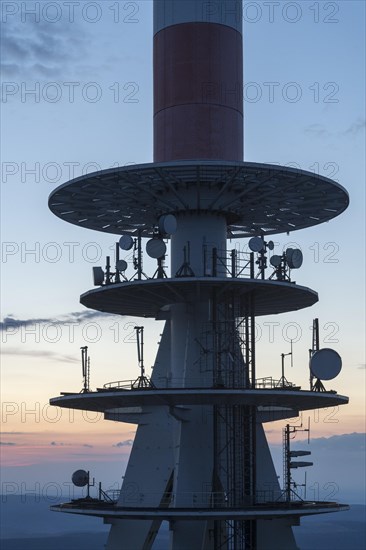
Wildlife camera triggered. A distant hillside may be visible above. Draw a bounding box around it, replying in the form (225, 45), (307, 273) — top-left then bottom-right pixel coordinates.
(294, 505), (365, 550)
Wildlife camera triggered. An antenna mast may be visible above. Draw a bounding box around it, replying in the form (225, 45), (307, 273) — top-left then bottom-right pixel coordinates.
(283, 420), (312, 502)
(310, 318), (327, 392)
(278, 341), (293, 388)
(132, 326), (154, 389)
(80, 346), (90, 393)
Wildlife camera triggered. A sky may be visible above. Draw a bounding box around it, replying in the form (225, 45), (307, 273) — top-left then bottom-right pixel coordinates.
(1, 0), (365, 506)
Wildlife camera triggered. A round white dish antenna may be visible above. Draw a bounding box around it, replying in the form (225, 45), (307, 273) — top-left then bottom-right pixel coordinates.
(119, 235), (134, 251)
(286, 248), (303, 269)
(72, 469), (89, 487)
(116, 259), (128, 272)
(159, 214), (177, 236)
(249, 237), (264, 252)
(146, 238), (166, 259)
(310, 348), (342, 380)
(270, 255), (282, 267)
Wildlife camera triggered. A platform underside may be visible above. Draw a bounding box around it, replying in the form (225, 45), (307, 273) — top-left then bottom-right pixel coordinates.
(80, 277), (318, 317)
(50, 389), (348, 414)
(48, 161), (349, 237)
(51, 502), (349, 520)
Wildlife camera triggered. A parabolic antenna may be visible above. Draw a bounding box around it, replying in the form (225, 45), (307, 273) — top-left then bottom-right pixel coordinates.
(249, 237), (264, 252)
(93, 267), (104, 286)
(72, 469), (89, 487)
(310, 348), (342, 380)
(159, 214), (177, 236)
(119, 235), (134, 251)
(146, 238), (166, 259)
(267, 240), (275, 251)
(270, 255), (282, 267)
(286, 248), (303, 269)
(116, 259), (128, 272)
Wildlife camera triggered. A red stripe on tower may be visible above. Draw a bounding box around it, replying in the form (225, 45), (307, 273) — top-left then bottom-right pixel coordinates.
(154, 0), (243, 162)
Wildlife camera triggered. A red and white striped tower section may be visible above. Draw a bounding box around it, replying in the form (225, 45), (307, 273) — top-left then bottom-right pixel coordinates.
(153, 0), (243, 163)
(48, 1), (350, 549)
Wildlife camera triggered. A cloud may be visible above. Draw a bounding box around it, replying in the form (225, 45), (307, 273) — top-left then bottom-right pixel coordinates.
(1, 347), (80, 364)
(270, 432), (366, 452)
(0, 310), (111, 331)
(1, 310), (118, 361)
(341, 118), (366, 137)
(304, 119), (365, 140)
(0, 441), (17, 446)
(1, 16), (87, 79)
(0, 432), (26, 435)
(50, 441), (93, 448)
(113, 440), (134, 448)
(293, 432), (365, 452)
(304, 124), (329, 138)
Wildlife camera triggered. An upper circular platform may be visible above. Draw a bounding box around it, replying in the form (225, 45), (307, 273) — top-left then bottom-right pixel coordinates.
(80, 277), (318, 317)
(50, 388), (348, 414)
(48, 161), (349, 238)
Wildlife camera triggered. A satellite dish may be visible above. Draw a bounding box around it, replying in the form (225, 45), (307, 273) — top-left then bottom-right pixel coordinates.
(286, 248), (303, 269)
(146, 238), (166, 259)
(119, 235), (134, 251)
(72, 469), (89, 487)
(159, 214), (177, 236)
(93, 267), (104, 286)
(249, 237), (264, 252)
(116, 259), (128, 272)
(267, 240), (275, 251)
(270, 255), (282, 267)
(310, 348), (342, 380)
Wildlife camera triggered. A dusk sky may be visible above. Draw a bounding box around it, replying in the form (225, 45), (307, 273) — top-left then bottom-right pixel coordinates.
(1, 1), (365, 505)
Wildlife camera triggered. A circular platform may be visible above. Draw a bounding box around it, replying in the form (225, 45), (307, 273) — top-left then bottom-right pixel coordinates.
(50, 388), (348, 413)
(51, 502), (349, 521)
(48, 161), (349, 238)
(80, 277), (318, 317)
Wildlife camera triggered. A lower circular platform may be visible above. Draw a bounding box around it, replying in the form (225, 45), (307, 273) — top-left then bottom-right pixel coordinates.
(80, 277), (318, 317)
(50, 388), (348, 413)
(51, 501), (349, 521)
(48, 160), (349, 237)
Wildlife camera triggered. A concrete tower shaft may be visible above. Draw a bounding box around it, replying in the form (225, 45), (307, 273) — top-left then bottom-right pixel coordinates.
(154, 0), (243, 162)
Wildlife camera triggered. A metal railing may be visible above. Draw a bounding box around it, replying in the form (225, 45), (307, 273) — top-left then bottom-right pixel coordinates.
(63, 489), (320, 509)
(102, 377), (300, 391)
(255, 377), (299, 389)
(94, 246), (294, 286)
(103, 380), (135, 390)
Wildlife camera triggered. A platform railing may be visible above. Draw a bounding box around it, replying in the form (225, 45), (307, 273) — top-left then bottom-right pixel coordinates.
(62, 489), (322, 509)
(104, 489), (121, 502)
(96, 246), (293, 286)
(255, 377), (298, 389)
(102, 376), (299, 391)
(103, 380), (136, 390)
